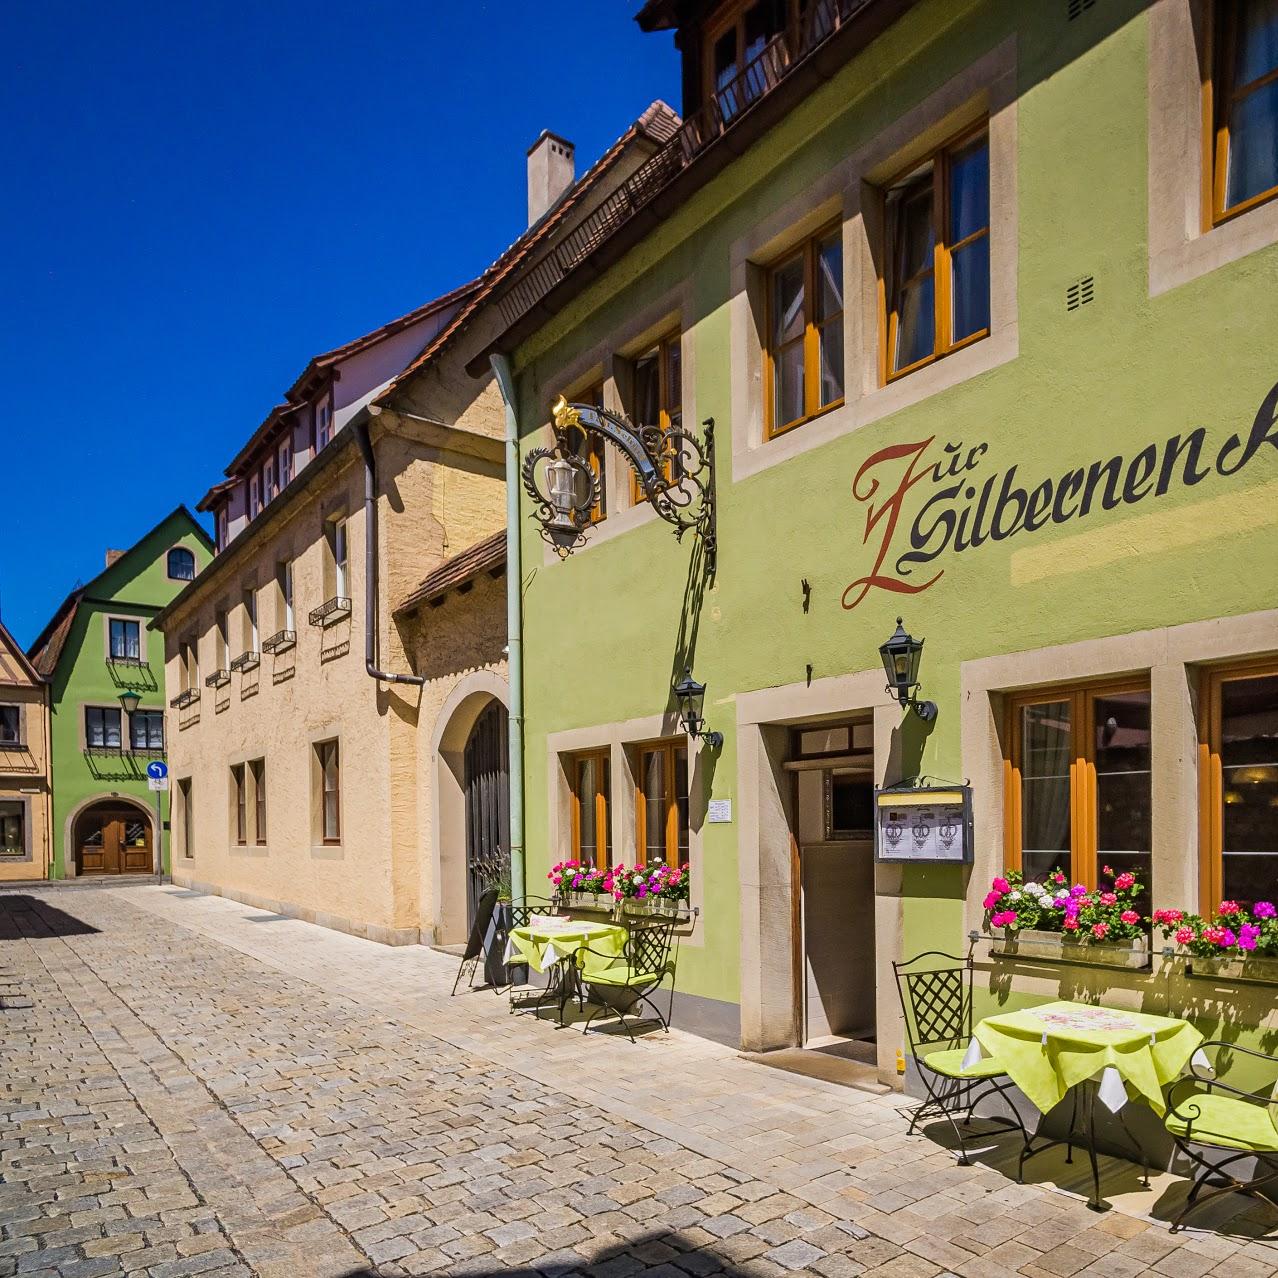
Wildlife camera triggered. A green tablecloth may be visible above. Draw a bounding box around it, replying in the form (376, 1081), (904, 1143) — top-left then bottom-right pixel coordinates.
(505, 921), (626, 974)
(973, 1000), (1203, 1116)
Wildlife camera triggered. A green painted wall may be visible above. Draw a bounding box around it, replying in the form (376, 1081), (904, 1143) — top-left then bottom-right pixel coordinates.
(45, 511), (212, 878)
(511, 1), (1278, 1027)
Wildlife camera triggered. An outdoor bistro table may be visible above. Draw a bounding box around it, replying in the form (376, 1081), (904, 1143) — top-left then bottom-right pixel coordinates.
(504, 919), (627, 1024)
(968, 1000), (1206, 1211)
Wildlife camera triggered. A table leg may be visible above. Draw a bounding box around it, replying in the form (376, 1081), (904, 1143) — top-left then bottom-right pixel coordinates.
(1115, 1101), (1152, 1189)
(1084, 1081), (1105, 1212)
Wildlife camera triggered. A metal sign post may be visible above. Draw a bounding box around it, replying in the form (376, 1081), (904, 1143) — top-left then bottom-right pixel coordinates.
(146, 760), (169, 875)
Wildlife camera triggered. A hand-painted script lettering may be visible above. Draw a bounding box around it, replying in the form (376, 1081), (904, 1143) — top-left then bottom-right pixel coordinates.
(841, 381), (1278, 610)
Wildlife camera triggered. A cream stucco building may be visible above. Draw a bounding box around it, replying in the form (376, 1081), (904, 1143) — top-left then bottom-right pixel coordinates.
(0, 620), (52, 882)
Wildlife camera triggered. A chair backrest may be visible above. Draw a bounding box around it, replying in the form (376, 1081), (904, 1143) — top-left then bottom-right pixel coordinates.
(893, 946), (974, 1054)
(508, 895), (555, 930)
(627, 917), (676, 976)
(461, 887), (499, 962)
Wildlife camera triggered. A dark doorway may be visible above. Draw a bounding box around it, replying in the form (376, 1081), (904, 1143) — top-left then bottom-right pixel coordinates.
(463, 700), (509, 921)
(74, 802), (152, 875)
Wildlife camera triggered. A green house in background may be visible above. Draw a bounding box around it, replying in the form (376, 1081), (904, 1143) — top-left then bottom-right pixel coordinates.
(28, 507), (212, 879)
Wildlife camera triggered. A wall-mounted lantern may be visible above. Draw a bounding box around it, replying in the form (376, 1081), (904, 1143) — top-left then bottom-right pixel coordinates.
(673, 667), (723, 749)
(879, 617), (937, 722)
(523, 397), (716, 569)
(118, 689), (141, 718)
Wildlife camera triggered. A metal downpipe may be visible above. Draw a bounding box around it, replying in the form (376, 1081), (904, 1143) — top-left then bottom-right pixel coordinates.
(489, 353), (526, 905)
(354, 418), (425, 688)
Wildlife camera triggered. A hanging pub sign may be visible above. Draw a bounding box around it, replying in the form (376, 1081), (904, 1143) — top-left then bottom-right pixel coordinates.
(873, 783), (973, 864)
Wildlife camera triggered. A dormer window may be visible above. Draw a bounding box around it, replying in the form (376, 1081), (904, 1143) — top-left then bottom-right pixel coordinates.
(249, 474), (261, 518)
(264, 458), (276, 501)
(279, 440), (292, 488)
(707, 0), (794, 120)
(167, 547), (196, 581)
(316, 398), (333, 450)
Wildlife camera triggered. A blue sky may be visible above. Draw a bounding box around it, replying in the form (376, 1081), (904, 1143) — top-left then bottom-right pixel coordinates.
(0, 1), (679, 647)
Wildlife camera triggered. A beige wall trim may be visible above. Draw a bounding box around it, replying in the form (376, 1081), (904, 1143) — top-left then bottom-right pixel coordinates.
(546, 709), (707, 946)
(730, 36), (1018, 484)
(961, 606), (1278, 938)
(171, 872), (421, 946)
(429, 670), (510, 945)
(734, 669), (904, 1073)
(60, 791), (157, 880)
(1148, 0), (1278, 296)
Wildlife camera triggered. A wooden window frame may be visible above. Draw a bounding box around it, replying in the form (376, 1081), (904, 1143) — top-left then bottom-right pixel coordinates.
(635, 740), (689, 868)
(231, 763), (247, 846)
(881, 122), (991, 386)
(1197, 657), (1278, 914)
(85, 705), (122, 751)
(764, 222), (844, 439)
(629, 331), (682, 503)
(250, 758), (267, 846)
(178, 778), (194, 860)
(109, 617), (141, 661)
(1003, 676), (1151, 891)
(130, 709), (164, 752)
(568, 748), (611, 869)
(1206, 0), (1278, 227)
(319, 739), (341, 845)
(702, 0), (802, 113)
(0, 704), (22, 747)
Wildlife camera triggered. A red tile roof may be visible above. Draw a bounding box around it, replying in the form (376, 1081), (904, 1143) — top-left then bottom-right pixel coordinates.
(395, 530), (506, 616)
(378, 100), (680, 400)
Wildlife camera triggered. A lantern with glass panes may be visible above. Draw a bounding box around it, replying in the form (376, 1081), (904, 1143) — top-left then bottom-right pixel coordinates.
(522, 396), (716, 568)
(879, 617), (937, 722)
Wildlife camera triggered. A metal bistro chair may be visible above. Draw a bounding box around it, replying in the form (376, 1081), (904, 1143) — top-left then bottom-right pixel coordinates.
(893, 945), (1028, 1164)
(505, 895), (564, 1017)
(1164, 1040), (1278, 1233)
(450, 887), (500, 997)
(575, 914), (681, 1043)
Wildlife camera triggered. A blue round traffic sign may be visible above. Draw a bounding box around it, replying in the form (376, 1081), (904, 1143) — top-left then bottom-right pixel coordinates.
(146, 760), (168, 780)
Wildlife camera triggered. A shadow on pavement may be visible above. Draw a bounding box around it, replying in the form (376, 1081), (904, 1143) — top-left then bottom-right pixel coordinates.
(0, 894), (101, 936)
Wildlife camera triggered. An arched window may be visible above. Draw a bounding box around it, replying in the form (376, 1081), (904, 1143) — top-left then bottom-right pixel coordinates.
(167, 547), (196, 581)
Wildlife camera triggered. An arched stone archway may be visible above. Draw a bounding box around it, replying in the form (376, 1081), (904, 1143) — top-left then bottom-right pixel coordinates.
(431, 671), (509, 944)
(64, 793), (156, 877)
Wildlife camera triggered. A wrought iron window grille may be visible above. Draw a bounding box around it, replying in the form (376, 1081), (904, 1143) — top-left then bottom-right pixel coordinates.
(308, 597), (351, 627)
(169, 687), (200, 710)
(205, 669), (231, 689)
(261, 629), (297, 655)
(107, 654), (145, 668)
(523, 398), (716, 569)
(229, 652), (260, 673)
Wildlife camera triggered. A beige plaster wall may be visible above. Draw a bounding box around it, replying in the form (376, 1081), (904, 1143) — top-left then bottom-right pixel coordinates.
(164, 418), (506, 945)
(0, 679), (52, 882)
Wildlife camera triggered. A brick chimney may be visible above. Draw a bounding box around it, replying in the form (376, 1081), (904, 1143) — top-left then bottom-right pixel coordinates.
(105, 549), (126, 568)
(527, 131), (575, 226)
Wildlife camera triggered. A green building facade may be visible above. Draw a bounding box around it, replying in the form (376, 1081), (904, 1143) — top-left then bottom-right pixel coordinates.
(29, 507), (213, 879)
(491, 0), (1278, 1076)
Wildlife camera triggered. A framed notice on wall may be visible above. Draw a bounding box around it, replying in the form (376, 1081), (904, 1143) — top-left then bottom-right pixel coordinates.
(873, 784), (973, 864)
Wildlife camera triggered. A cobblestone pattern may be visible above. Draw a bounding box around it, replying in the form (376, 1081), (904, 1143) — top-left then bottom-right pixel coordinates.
(2, 886), (1276, 1278)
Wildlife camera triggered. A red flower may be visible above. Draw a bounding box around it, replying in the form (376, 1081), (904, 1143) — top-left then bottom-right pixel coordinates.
(1091, 922), (1110, 939)
(1120, 910), (1140, 925)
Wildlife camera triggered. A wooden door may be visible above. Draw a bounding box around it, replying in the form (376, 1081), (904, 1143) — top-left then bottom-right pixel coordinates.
(76, 806), (151, 875)
(463, 701), (509, 921)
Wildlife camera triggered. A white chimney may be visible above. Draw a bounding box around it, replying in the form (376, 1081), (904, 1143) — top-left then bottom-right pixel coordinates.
(527, 131), (575, 226)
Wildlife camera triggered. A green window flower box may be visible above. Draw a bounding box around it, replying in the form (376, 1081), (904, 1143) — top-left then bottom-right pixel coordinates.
(1185, 954), (1278, 985)
(992, 927), (1151, 970)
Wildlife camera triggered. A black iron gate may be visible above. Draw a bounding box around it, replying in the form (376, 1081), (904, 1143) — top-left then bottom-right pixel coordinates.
(463, 699), (510, 923)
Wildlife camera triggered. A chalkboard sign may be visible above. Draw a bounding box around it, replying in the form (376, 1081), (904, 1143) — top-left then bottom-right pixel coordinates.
(873, 784), (972, 864)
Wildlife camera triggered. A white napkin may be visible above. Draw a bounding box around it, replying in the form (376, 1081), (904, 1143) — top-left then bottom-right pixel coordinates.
(1097, 1065), (1128, 1113)
(961, 1037), (982, 1070)
(503, 936), (516, 964)
(1191, 1047), (1214, 1074)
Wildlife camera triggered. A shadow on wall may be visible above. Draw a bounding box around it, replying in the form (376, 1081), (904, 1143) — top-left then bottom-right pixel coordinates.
(0, 895), (101, 937)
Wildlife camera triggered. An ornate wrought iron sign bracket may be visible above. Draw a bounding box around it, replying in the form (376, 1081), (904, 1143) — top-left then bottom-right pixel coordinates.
(522, 397), (717, 572)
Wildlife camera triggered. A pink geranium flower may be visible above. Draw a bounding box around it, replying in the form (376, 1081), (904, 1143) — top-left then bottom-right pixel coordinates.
(1218, 901), (1242, 916)
(1100, 892), (1117, 906)
(1063, 917), (1080, 932)
(1091, 922), (1109, 939)
(992, 877), (1010, 894)
(1114, 872), (1135, 891)
(1120, 910), (1140, 925)
(983, 891), (1002, 909)
(1255, 902), (1277, 919)
(990, 910), (1017, 928)
(1175, 927), (1195, 945)
(1239, 924), (1261, 952)
(1153, 908), (1184, 926)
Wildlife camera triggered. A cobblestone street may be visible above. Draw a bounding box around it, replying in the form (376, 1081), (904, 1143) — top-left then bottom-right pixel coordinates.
(2, 884), (1276, 1278)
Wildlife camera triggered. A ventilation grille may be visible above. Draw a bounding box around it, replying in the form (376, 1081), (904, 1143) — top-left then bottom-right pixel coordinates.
(1068, 0), (1096, 19)
(1066, 275), (1095, 311)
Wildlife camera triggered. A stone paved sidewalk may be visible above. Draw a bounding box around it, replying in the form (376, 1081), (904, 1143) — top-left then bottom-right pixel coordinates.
(1, 885), (1275, 1278)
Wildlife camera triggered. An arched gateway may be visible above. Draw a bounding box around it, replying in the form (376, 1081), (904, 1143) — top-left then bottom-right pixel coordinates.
(72, 798), (153, 875)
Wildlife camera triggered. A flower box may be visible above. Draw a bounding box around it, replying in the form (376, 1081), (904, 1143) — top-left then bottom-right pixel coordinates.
(561, 890), (607, 911)
(1185, 954), (1278, 985)
(992, 927), (1151, 970)
(621, 897), (684, 919)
